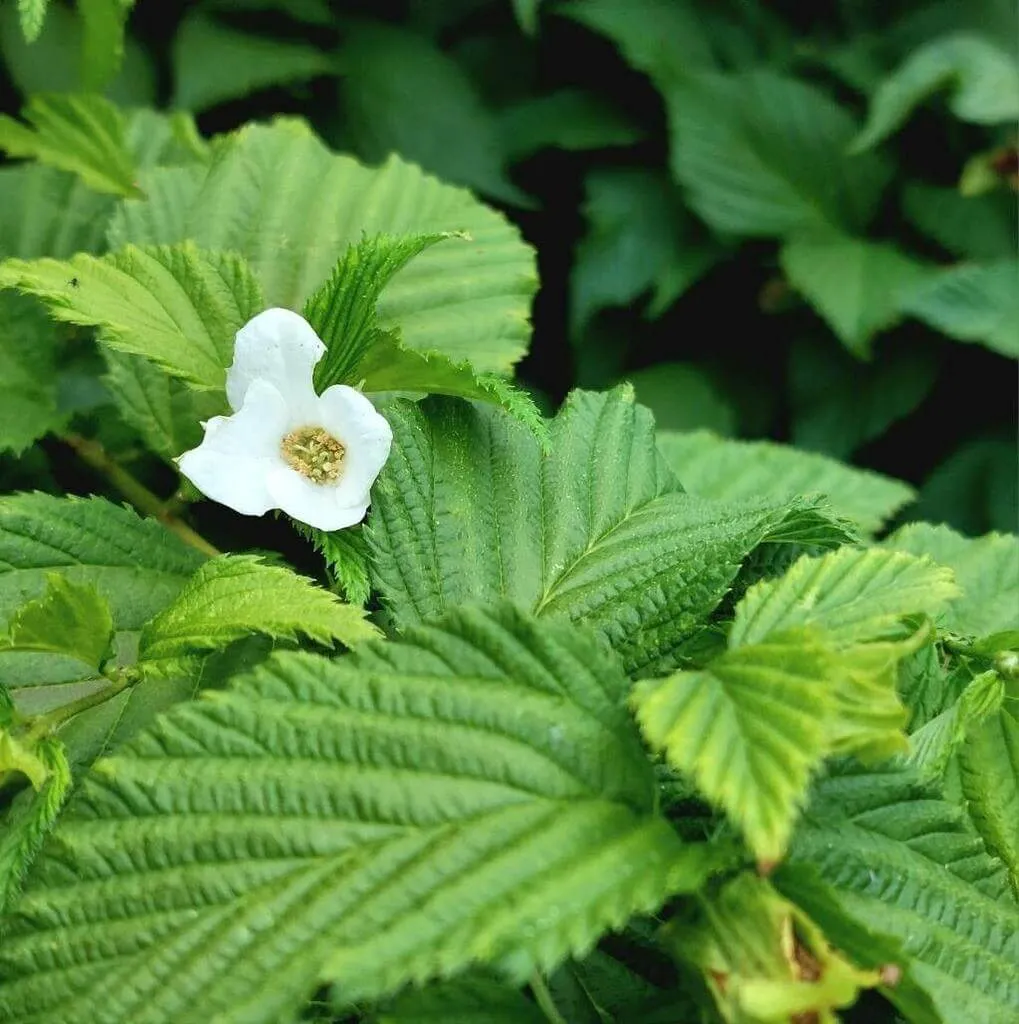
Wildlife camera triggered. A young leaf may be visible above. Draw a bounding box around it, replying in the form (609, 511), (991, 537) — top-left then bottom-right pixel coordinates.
(884, 522), (1019, 638)
(381, 972), (545, 1023)
(138, 554), (378, 667)
(171, 12), (335, 112)
(730, 547), (959, 648)
(16, 0), (48, 42)
(657, 430), (915, 536)
(0, 92), (138, 197)
(0, 241), (265, 389)
(292, 523), (372, 607)
(779, 763), (1019, 1023)
(0, 738), (70, 915)
(511, 0), (541, 36)
(303, 231), (460, 389)
(666, 71), (890, 237)
(78, 0), (136, 90)
(2, 575), (114, 671)
(900, 259), (1019, 359)
(852, 34), (1019, 152)
(107, 121), (537, 372)
(780, 233), (932, 357)
(0, 292), (65, 455)
(0, 605), (722, 1024)
(367, 389), (853, 675)
(633, 628), (836, 863)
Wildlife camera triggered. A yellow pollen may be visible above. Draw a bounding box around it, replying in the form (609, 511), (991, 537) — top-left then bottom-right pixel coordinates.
(280, 426), (346, 484)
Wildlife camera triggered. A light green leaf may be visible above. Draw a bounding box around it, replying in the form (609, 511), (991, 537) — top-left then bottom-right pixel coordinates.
(0, 164), (114, 259)
(780, 233), (932, 357)
(0, 605), (721, 1023)
(909, 669), (1004, 779)
(0, 292), (65, 455)
(138, 554), (378, 668)
(78, 0), (135, 90)
(852, 34), (1019, 151)
(2, 575), (114, 671)
(511, 0), (541, 35)
(123, 107), (209, 169)
(667, 71), (890, 237)
(0, 730), (51, 790)
(0, 92), (139, 197)
(101, 348), (220, 461)
(789, 336), (939, 459)
(304, 232), (460, 389)
(731, 546), (959, 648)
(171, 12), (335, 112)
(626, 365), (735, 436)
(657, 430), (915, 535)
(16, 0), (48, 42)
(0, 241), (265, 390)
(902, 184), (1017, 261)
(367, 388), (853, 675)
(960, 677), (1019, 895)
(498, 89), (642, 159)
(779, 763), (1019, 1022)
(339, 23), (530, 206)
(0, 738), (70, 915)
(633, 629), (835, 863)
(107, 121), (536, 373)
(292, 524), (371, 607)
(572, 168), (721, 334)
(0, 493), (205, 704)
(884, 522), (1019, 638)
(901, 259), (1019, 358)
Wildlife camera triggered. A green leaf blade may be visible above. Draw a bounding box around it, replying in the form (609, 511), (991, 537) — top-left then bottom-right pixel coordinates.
(16, 0), (48, 42)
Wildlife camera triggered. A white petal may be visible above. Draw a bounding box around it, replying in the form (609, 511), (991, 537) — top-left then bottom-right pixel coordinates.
(226, 308), (325, 412)
(178, 380), (289, 516)
(266, 466), (370, 531)
(312, 385), (393, 502)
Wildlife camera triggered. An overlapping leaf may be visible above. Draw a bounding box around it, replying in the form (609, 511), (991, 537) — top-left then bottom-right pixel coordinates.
(0, 605), (720, 1024)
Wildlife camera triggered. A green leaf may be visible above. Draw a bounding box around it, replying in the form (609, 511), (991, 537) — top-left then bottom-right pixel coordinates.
(780, 232), (932, 357)
(730, 546), (959, 648)
(884, 522), (1019, 638)
(381, 972), (544, 1023)
(304, 232), (460, 389)
(657, 430), (915, 536)
(16, 0), (48, 42)
(78, 0), (135, 90)
(292, 524), (372, 607)
(138, 554), (378, 668)
(107, 121), (536, 373)
(626, 366), (735, 436)
(779, 763), (1019, 1022)
(665, 873), (885, 1021)
(852, 33), (1019, 151)
(511, 0), (542, 35)
(667, 71), (891, 237)
(498, 90), (642, 159)
(789, 336), (939, 459)
(338, 23), (530, 206)
(902, 184), (1017, 261)
(572, 169), (721, 334)
(960, 677), (1019, 896)
(0, 241), (265, 390)
(0, 292), (65, 455)
(0, 93), (139, 197)
(633, 628), (836, 863)
(0, 730), (51, 790)
(101, 348), (219, 461)
(171, 12), (335, 112)
(367, 388), (853, 675)
(0, 738), (70, 915)
(901, 259), (1019, 358)
(0, 605), (722, 1023)
(2, 575), (114, 671)
(908, 668), (1003, 779)
(0, 165), (114, 260)
(0, 493), (205, 705)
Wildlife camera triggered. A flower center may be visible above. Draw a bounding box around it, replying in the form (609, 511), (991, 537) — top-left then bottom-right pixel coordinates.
(280, 426), (346, 484)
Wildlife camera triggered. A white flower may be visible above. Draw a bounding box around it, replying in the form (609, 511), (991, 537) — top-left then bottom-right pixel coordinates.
(177, 308), (392, 531)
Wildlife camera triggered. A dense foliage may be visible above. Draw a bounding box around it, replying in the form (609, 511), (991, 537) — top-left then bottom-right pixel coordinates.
(0, 2), (1016, 1023)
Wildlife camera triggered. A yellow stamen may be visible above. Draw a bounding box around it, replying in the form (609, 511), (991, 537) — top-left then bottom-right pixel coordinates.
(280, 426), (346, 484)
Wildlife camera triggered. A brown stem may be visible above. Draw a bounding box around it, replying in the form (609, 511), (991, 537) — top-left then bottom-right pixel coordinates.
(62, 433), (221, 558)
